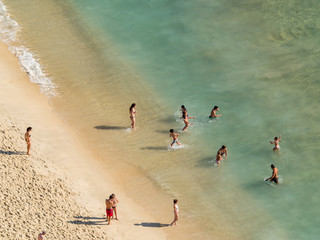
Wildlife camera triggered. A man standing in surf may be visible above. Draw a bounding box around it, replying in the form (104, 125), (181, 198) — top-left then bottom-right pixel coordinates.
(265, 164), (279, 184)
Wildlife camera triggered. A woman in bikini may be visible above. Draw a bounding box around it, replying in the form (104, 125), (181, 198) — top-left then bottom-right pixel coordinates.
(25, 127), (32, 155)
(180, 105), (195, 131)
(270, 135), (281, 151)
(170, 199), (179, 226)
(129, 103), (136, 129)
(110, 193), (119, 220)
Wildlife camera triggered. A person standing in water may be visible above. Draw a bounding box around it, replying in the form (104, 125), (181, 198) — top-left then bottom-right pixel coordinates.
(270, 135), (281, 151)
(217, 145), (228, 159)
(180, 105), (195, 131)
(216, 151), (222, 165)
(169, 129), (181, 147)
(180, 105), (195, 120)
(105, 195), (115, 225)
(25, 127), (32, 155)
(170, 199), (179, 226)
(129, 103), (136, 129)
(265, 164), (279, 184)
(209, 106), (222, 118)
(110, 193), (119, 220)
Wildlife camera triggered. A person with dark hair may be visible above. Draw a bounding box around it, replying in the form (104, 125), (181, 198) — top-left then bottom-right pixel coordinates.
(25, 127), (32, 155)
(209, 106), (222, 119)
(217, 145), (228, 159)
(265, 164), (279, 184)
(270, 135), (281, 151)
(129, 103), (136, 129)
(180, 105), (195, 131)
(105, 194), (115, 224)
(110, 193), (119, 220)
(38, 231), (46, 240)
(216, 151), (222, 165)
(170, 199), (179, 226)
(180, 105), (195, 120)
(169, 129), (181, 147)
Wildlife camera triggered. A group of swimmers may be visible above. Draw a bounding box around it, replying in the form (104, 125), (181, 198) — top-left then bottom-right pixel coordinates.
(129, 103), (281, 185)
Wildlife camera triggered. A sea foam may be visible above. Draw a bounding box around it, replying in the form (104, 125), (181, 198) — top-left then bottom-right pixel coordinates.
(0, 1), (55, 96)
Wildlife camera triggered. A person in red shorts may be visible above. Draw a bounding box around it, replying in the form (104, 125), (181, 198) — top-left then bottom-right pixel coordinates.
(105, 194), (115, 225)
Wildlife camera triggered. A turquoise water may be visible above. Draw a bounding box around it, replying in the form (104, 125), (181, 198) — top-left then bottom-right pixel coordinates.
(3, 0), (320, 239)
(68, 1), (320, 239)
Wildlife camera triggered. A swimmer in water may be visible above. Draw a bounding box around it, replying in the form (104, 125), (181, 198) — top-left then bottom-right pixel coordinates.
(216, 151), (222, 165)
(265, 164), (279, 184)
(217, 145), (228, 159)
(25, 127), (32, 155)
(129, 103), (136, 129)
(270, 135), (281, 151)
(209, 106), (222, 118)
(169, 129), (181, 147)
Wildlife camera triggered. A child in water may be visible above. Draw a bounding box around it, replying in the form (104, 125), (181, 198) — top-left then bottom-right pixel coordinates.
(216, 151), (222, 165)
(270, 135), (281, 151)
(169, 129), (181, 147)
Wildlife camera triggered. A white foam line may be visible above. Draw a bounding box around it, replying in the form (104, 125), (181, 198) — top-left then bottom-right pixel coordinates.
(0, 1), (56, 96)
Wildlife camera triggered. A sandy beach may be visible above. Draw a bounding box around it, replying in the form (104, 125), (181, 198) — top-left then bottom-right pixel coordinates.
(0, 43), (171, 239)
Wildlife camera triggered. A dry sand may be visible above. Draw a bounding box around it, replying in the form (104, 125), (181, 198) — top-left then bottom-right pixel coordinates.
(0, 43), (170, 239)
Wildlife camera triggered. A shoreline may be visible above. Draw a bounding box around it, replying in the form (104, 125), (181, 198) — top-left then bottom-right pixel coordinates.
(0, 42), (170, 239)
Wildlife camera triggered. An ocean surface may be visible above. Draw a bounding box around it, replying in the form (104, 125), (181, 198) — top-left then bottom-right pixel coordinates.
(1, 0), (320, 239)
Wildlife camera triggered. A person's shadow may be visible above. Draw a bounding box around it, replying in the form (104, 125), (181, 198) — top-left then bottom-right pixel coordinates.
(68, 216), (107, 226)
(134, 222), (170, 228)
(94, 125), (127, 130)
(0, 150), (25, 155)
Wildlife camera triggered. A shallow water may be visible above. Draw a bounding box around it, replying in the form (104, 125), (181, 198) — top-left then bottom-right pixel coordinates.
(2, 0), (320, 239)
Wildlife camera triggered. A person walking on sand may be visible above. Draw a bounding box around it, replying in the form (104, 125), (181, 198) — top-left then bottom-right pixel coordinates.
(25, 127), (32, 155)
(217, 145), (228, 159)
(129, 103), (137, 129)
(105, 195), (115, 224)
(170, 199), (179, 226)
(38, 231), (46, 240)
(110, 193), (119, 220)
(169, 129), (181, 147)
(265, 164), (279, 184)
(209, 106), (222, 119)
(270, 135), (281, 151)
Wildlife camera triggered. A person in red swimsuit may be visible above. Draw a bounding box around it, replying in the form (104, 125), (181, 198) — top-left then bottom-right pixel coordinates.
(105, 195), (115, 225)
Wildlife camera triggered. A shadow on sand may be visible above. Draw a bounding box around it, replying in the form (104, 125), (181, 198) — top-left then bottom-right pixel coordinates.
(141, 146), (168, 151)
(0, 150), (25, 155)
(68, 216), (107, 226)
(94, 125), (128, 130)
(134, 222), (170, 228)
